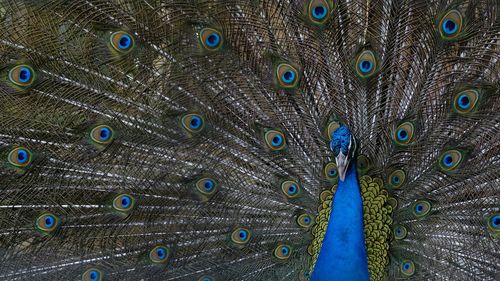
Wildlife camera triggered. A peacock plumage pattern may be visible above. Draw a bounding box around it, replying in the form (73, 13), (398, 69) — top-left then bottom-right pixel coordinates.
(0, 0), (499, 280)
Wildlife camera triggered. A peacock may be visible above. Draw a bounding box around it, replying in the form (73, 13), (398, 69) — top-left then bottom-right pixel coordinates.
(0, 0), (498, 280)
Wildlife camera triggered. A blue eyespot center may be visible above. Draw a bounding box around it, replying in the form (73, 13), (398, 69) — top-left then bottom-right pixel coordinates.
(403, 262), (410, 270)
(393, 176), (400, 184)
(360, 60), (373, 73)
(416, 204), (423, 213)
(19, 67), (31, 83)
(89, 271), (99, 281)
(397, 129), (408, 141)
(281, 70), (296, 84)
(238, 230), (247, 240)
(443, 154), (453, 167)
(119, 35), (132, 49)
(328, 169), (337, 176)
(99, 128), (111, 141)
(443, 19), (458, 34)
(288, 184), (297, 194)
(206, 33), (220, 47)
(204, 180), (214, 191)
(157, 248), (166, 259)
(304, 217), (310, 224)
(492, 216), (500, 228)
(458, 95), (470, 109)
(272, 135), (283, 146)
(281, 246), (289, 255)
(17, 149), (28, 163)
(45, 216), (55, 227)
(190, 116), (202, 129)
(312, 5), (327, 20)
(121, 196), (131, 208)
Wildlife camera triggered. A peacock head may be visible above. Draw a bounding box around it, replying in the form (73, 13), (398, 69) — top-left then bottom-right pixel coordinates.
(330, 125), (357, 181)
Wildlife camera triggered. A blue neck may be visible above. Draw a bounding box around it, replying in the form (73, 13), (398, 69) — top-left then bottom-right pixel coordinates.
(311, 163), (369, 281)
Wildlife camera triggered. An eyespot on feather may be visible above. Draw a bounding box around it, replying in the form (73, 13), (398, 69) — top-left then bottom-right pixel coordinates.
(297, 214), (314, 228)
(180, 113), (205, 134)
(400, 260), (415, 276)
(110, 31), (135, 53)
(273, 244), (292, 260)
(264, 130), (286, 151)
(8, 64), (35, 87)
(281, 180), (301, 198)
(387, 169), (406, 189)
(112, 194), (135, 212)
(307, 0), (333, 25)
(486, 213), (500, 237)
(198, 275), (215, 281)
(412, 200), (431, 218)
(230, 227), (252, 245)
(393, 225), (407, 240)
(149, 245), (170, 264)
(438, 10), (463, 39)
(195, 177), (218, 197)
(355, 50), (378, 78)
(90, 125), (114, 145)
(199, 28), (223, 51)
(453, 90), (479, 114)
(36, 212), (60, 234)
(323, 162), (338, 182)
(356, 154), (371, 175)
(438, 149), (464, 172)
(276, 63), (300, 89)
(393, 122), (415, 145)
(7, 147), (33, 167)
(82, 268), (102, 281)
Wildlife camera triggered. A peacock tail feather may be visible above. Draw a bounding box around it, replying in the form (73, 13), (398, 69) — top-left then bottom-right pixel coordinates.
(0, 0), (499, 280)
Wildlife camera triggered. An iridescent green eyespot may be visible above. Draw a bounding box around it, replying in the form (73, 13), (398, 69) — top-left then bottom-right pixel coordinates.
(393, 225), (407, 240)
(281, 180), (301, 198)
(276, 63), (300, 89)
(82, 268), (102, 281)
(90, 125), (114, 145)
(112, 194), (135, 212)
(199, 28), (223, 51)
(297, 214), (314, 228)
(387, 169), (406, 189)
(230, 227), (252, 245)
(149, 245), (170, 264)
(453, 89), (479, 114)
(355, 50), (378, 78)
(307, 0), (333, 25)
(7, 147), (32, 167)
(438, 149), (464, 172)
(412, 200), (431, 218)
(8, 64), (35, 87)
(438, 10), (463, 40)
(180, 113), (205, 134)
(393, 122), (415, 145)
(264, 129), (287, 151)
(36, 212), (60, 234)
(400, 260), (415, 276)
(110, 31), (135, 53)
(273, 244), (292, 260)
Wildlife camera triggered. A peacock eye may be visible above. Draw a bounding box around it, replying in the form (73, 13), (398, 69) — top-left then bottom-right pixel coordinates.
(180, 113), (205, 134)
(90, 125), (114, 145)
(281, 180), (301, 198)
(200, 28), (223, 51)
(8, 65), (35, 87)
(8, 147), (32, 167)
(198, 275), (215, 281)
(323, 162), (338, 182)
(149, 245), (170, 264)
(36, 213), (60, 234)
(297, 214), (314, 228)
(355, 50), (377, 78)
(400, 260), (415, 276)
(276, 63), (300, 89)
(393, 122), (415, 145)
(486, 214), (500, 236)
(307, 0), (332, 24)
(387, 169), (406, 189)
(110, 31), (135, 53)
(264, 130), (286, 151)
(82, 268), (102, 281)
(196, 177), (218, 196)
(438, 10), (463, 39)
(453, 90), (479, 114)
(412, 200), (431, 218)
(112, 194), (135, 212)
(273, 244), (292, 260)
(393, 225), (407, 240)
(230, 227), (252, 245)
(326, 119), (340, 141)
(438, 149), (464, 172)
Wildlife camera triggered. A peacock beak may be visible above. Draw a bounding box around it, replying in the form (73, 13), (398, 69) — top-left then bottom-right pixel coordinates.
(335, 150), (350, 182)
